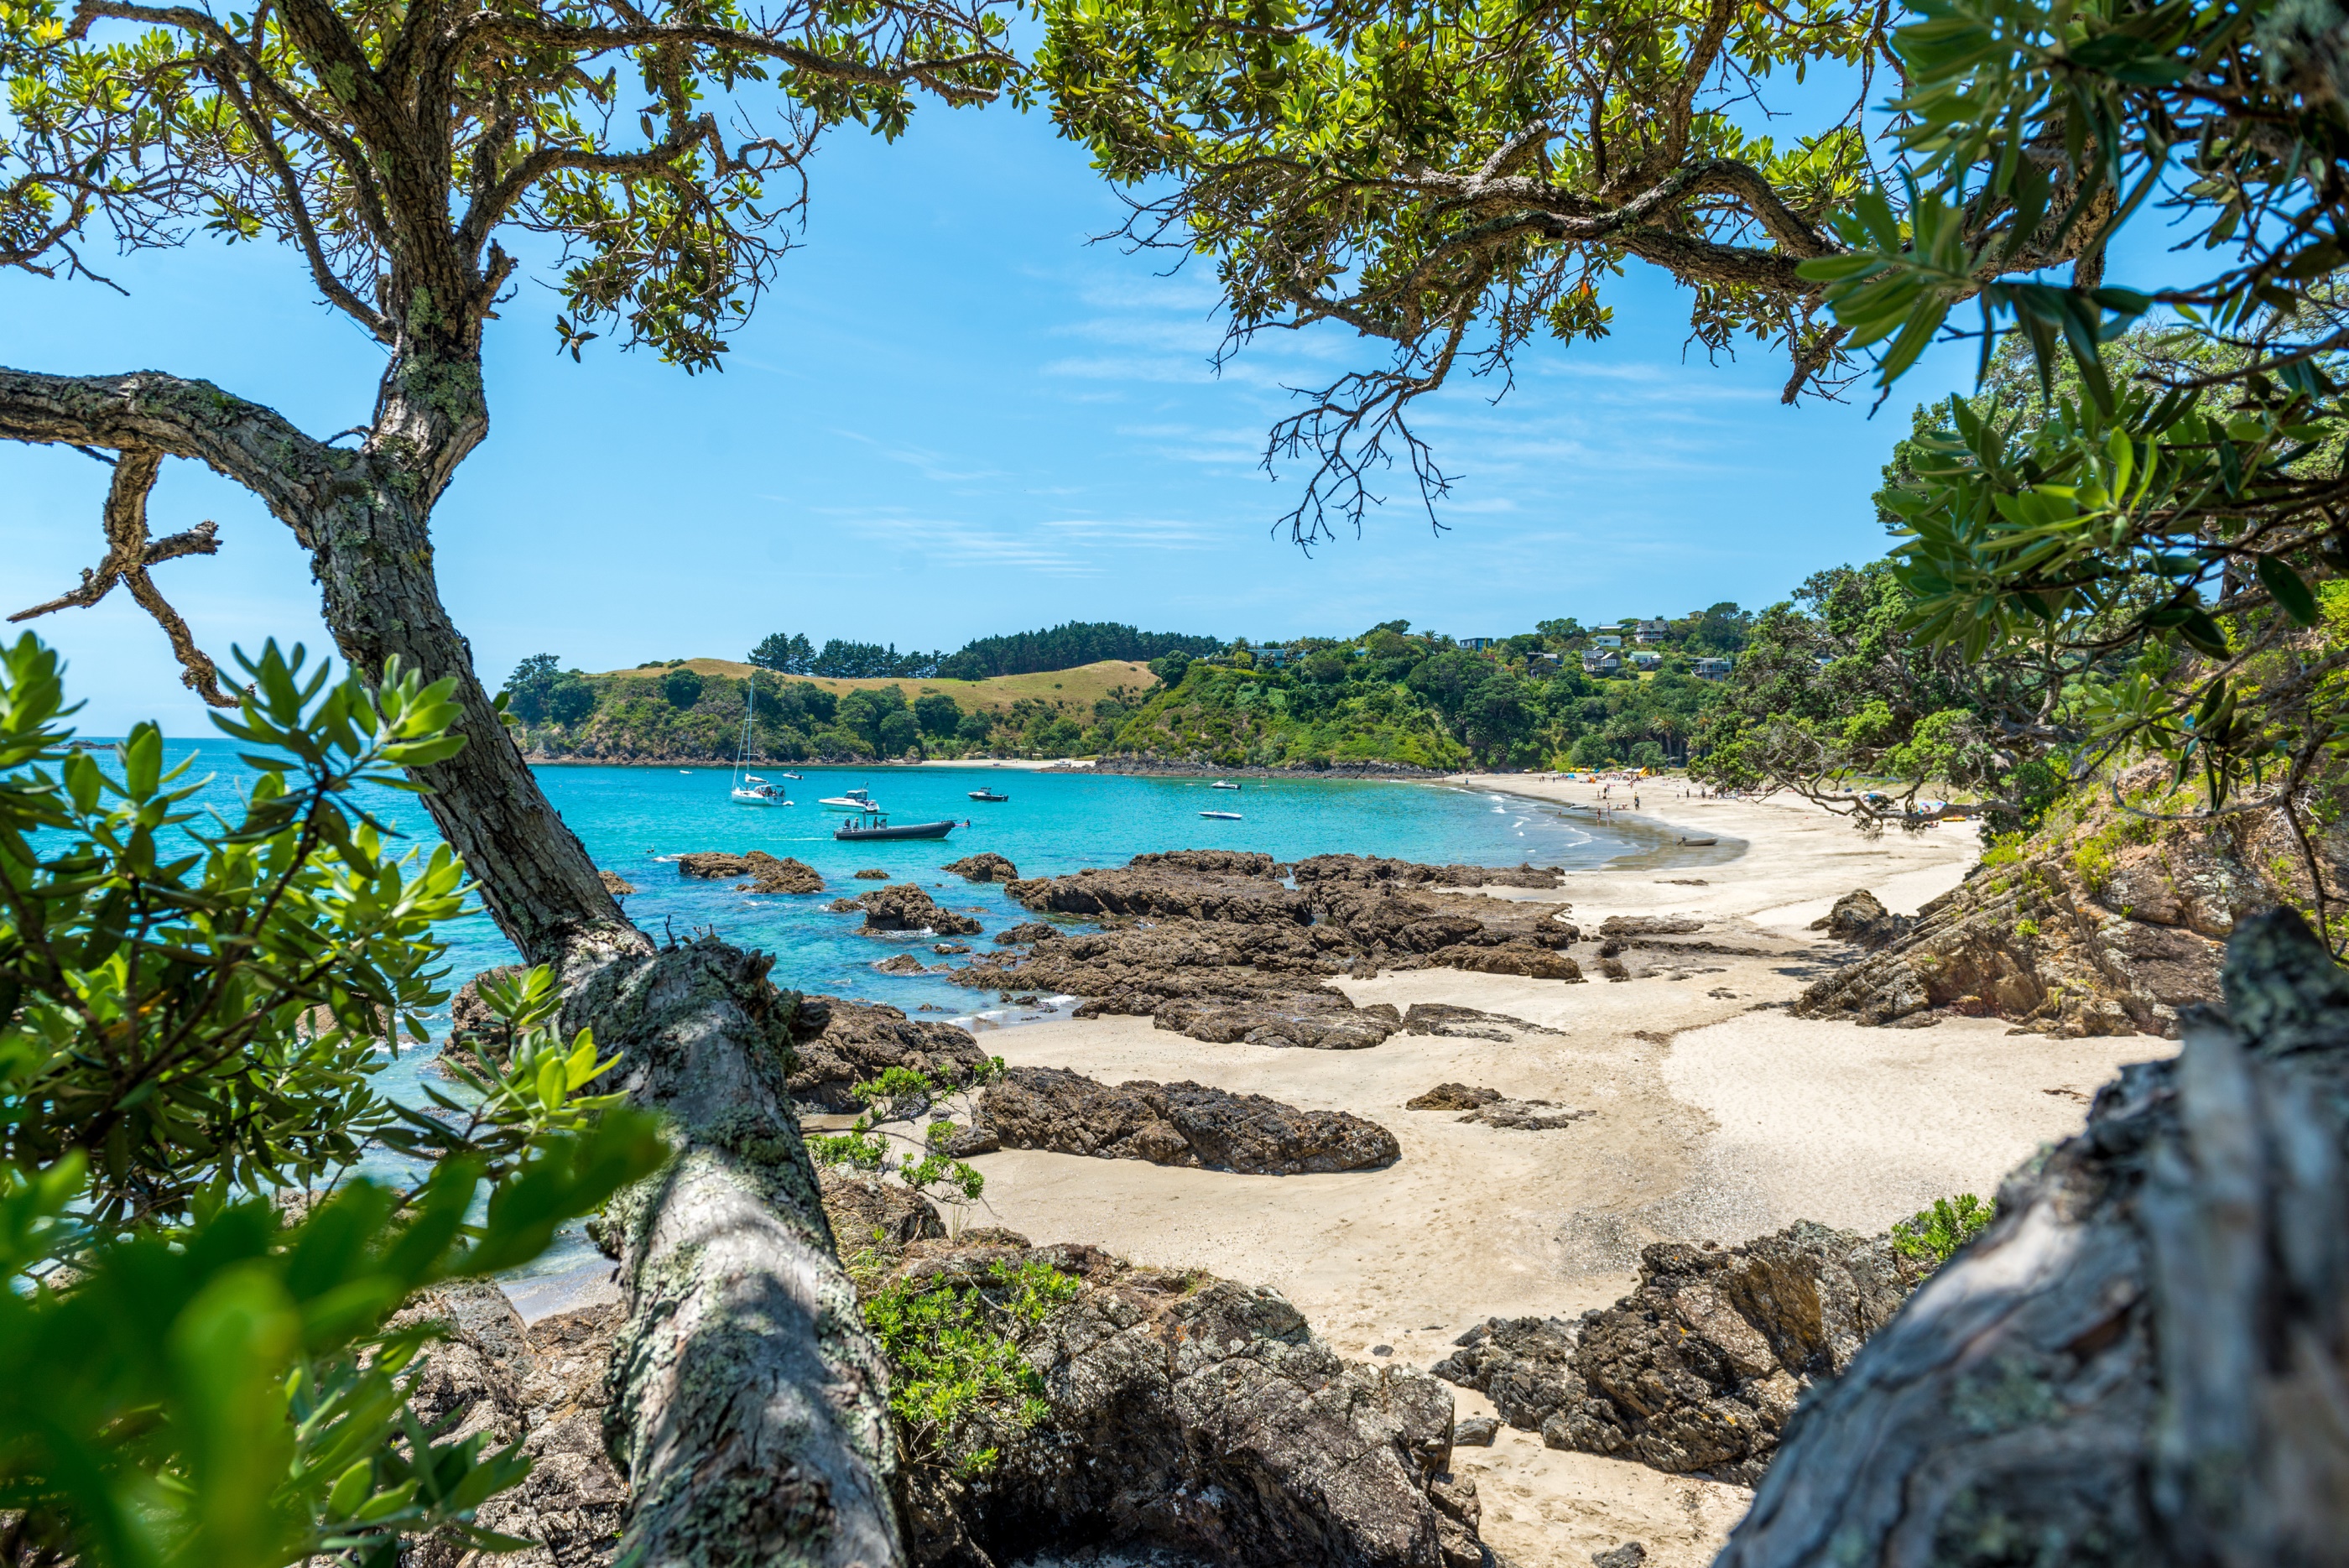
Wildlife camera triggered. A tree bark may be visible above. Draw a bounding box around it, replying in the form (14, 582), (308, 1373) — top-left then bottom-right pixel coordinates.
(1716, 907), (2349, 1568)
(0, 362), (909, 1568)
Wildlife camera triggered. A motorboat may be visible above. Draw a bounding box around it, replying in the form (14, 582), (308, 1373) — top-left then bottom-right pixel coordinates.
(1199, 810), (1242, 820)
(818, 787), (878, 810)
(729, 685), (789, 805)
(1209, 779), (1242, 790)
(835, 815), (955, 841)
(1677, 836), (1717, 847)
(968, 789), (1009, 802)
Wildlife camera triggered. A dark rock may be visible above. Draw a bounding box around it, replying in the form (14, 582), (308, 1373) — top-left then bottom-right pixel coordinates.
(1290, 853), (1566, 891)
(1591, 1545), (1647, 1568)
(1408, 1082), (1503, 1111)
(836, 883), (985, 936)
(943, 1125), (1000, 1157)
(396, 1282), (629, 1568)
(675, 851), (749, 878)
(1430, 940), (1582, 981)
(1401, 1003), (1560, 1039)
(1129, 848), (1284, 877)
(1005, 862), (1312, 925)
(786, 998), (990, 1112)
(1598, 914), (1705, 937)
(852, 1233), (1488, 1568)
(978, 1065), (1400, 1174)
(1807, 888), (1909, 950)
(737, 852), (823, 893)
(874, 953), (927, 975)
(943, 852), (1021, 883)
(1598, 957), (1629, 981)
(933, 941), (971, 955)
(1153, 994), (1404, 1050)
(855, 867), (891, 880)
(1468, 1099), (1589, 1131)
(599, 869), (637, 897)
(1438, 1223), (1914, 1484)
(992, 922), (1058, 945)
(1454, 1416), (1500, 1447)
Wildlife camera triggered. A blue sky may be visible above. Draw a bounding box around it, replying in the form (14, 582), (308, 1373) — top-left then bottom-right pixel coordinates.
(3, 88), (2008, 735)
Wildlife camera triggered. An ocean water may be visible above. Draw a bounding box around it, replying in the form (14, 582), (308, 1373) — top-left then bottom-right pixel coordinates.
(55, 746), (1704, 1292)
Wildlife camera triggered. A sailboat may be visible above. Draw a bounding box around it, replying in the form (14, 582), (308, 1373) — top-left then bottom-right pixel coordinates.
(730, 684), (790, 806)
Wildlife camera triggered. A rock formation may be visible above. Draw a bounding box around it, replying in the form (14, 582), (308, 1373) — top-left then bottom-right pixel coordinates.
(1399, 1003), (1561, 1039)
(1807, 888), (1907, 949)
(1794, 764), (2333, 1034)
(673, 849), (824, 893)
(854, 867), (890, 880)
(978, 1065), (1401, 1173)
(1404, 1084), (1586, 1129)
(396, 1281), (629, 1568)
(807, 1178), (1493, 1568)
(1289, 853), (1567, 890)
(1433, 1222), (1915, 1484)
(598, 869), (637, 898)
(943, 852), (1020, 883)
(784, 997), (992, 1112)
(829, 883), (985, 935)
(446, 963), (523, 1067)
(1721, 909), (2349, 1565)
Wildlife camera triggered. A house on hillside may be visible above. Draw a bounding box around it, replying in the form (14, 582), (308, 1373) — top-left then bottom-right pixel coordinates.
(1591, 635), (1622, 649)
(1583, 649), (1622, 676)
(1531, 651), (1563, 669)
(1693, 656), (1734, 680)
(1256, 643), (1294, 669)
(1635, 619), (1669, 643)
(1461, 637), (1498, 651)
(1628, 650), (1662, 671)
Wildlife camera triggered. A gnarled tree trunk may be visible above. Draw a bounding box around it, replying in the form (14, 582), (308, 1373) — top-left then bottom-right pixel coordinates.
(0, 362), (906, 1567)
(1716, 907), (2349, 1568)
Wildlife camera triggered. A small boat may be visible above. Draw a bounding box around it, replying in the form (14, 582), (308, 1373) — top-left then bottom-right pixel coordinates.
(1678, 836), (1717, 847)
(729, 686), (789, 805)
(1210, 779), (1242, 790)
(819, 787), (878, 810)
(1199, 810), (1242, 820)
(968, 789), (1009, 802)
(835, 815), (956, 841)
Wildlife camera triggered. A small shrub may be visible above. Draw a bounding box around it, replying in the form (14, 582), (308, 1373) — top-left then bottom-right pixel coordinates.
(1892, 1194), (1993, 1268)
(2015, 918), (2040, 938)
(864, 1258), (1081, 1474)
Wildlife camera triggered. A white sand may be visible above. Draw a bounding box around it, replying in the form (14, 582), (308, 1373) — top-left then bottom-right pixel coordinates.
(949, 778), (2172, 1564)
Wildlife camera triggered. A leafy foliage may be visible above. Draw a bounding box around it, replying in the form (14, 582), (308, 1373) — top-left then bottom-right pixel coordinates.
(810, 1060), (1007, 1227)
(862, 1257), (1081, 1476)
(932, 622), (1224, 680)
(0, 633), (668, 1567)
(1892, 1193), (1993, 1268)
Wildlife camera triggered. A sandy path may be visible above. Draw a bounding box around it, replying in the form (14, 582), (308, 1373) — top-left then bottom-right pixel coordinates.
(938, 779), (2178, 1565)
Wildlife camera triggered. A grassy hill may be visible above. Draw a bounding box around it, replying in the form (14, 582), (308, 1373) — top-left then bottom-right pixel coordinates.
(512, 659), (1160, 763)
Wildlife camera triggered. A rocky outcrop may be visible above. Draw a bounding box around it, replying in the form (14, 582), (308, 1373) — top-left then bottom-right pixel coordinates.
(447, 963), (525, 1067)
(599, 869), (637, 898)
(820, 1168), (947, 1272)
(943, 852), (1020, 883)
(1006, 862), (1312, 925)
(1151, 994), (1404, 1050)
(873, 953), (929, 975)
(854, 867), (890, 880)
(992, 921), (1059, 945)
(830, 883), (985, 935)
(1597, 914), (1705, 937)
(396, 1281), (629, 1568)
(785, 997), (991, 1111)
(1794, 763), (2337, 1035)
(1400, 1003), (1561, 1039)
(674, 850), (824, 893)
(1434, 1222), (1915, 1484)
(815, 1209), (1492, 1568)
(1808, 888), (1907, 949)
(979, 1065), (1400, 1173)
(1404, 1084), (1586, 1129)
(1290, 853), (1566, 890)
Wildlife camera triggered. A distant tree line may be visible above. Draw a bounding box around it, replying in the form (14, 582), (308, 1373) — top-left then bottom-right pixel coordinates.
(747, 622), (1224, 680)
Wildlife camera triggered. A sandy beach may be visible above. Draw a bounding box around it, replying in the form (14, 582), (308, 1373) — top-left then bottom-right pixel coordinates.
(948, 777), (2174, 1566)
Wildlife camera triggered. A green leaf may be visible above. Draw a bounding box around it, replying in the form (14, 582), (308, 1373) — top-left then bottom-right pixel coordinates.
(2257, 555), (2320, 626)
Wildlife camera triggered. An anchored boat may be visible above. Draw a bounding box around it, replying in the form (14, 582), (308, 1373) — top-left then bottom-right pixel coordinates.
(1199, 810), (1242, 820)
(818, 787), (878, 810)
(729, 685), (789, 805)
(1209, 779), (1242, 790)
(968, 789), (1009, 802)
(834, 815), (956, 841)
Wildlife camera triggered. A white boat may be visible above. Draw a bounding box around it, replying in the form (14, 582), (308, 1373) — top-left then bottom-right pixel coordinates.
(819, 787), (879, 811)
(729, 685), (789, 805)
(1200, 810), (1242, 820)
(1210, 779), (1242, 790)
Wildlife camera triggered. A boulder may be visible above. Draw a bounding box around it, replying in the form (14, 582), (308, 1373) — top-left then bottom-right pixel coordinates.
(836, 1231), (1490, 1568)
(737, 852), (824, 893)
(446, 964), (525, 1068)
(1408, 1082), (1502, 1111)
(1005, 863), (1312, 925)
(1431, 941), (1583, 981)
(943, 852), (1021, 883)
(992, 922), (1059, 945)
(819, 1168), (947, 1272)
(599, 869), (637, 897)
(1290, 853), (1566, 890)
(674, 851), (749, 878)
(833, 883), (985, 936)
(978, 1065), (1399, 1174)
(1432, 1223), (1914, 1485)
(854, 867), (890, 880)
(1597, 914), (1705, 937)
(1808, 888), (1907, 949)
(873, 953), (928, 975)
(1466, 1099), (1589, 1131)
(785, 998), (992, 1112)
(932, 941), (971, 956)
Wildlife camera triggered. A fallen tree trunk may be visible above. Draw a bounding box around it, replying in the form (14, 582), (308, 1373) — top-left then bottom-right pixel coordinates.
(1717, 907), (2349, 1568)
